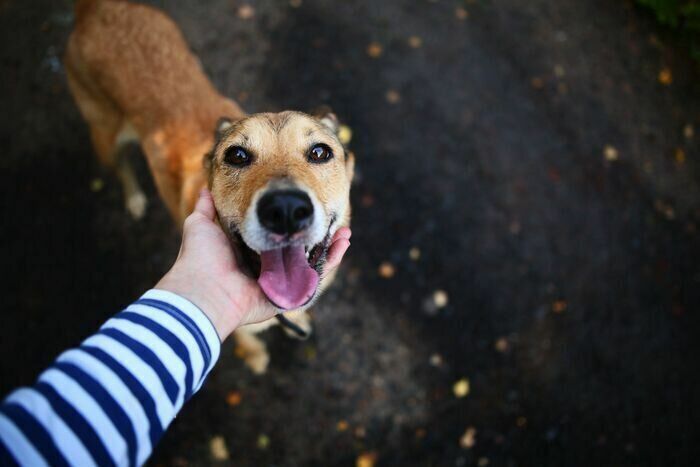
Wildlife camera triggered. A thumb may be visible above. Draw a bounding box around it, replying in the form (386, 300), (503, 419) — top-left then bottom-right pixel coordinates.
(193, 188), (216, 220)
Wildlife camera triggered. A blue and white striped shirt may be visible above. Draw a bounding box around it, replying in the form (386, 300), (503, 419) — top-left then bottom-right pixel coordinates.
(0, 289), (221, 466)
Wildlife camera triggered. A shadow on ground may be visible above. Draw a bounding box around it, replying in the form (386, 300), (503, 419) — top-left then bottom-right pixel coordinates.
(1, 0), (699, 465)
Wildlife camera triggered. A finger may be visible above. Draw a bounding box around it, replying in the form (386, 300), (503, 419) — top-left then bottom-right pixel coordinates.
(332, 226), (352, 241)
(193, 188), (216, 220)
(325, 238), (350, 271)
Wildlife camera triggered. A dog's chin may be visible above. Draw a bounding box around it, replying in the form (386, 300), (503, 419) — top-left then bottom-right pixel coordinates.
(229, 225), (334, 310)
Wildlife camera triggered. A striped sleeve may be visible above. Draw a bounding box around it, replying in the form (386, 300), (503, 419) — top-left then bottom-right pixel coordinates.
(0, 289), (221, 467)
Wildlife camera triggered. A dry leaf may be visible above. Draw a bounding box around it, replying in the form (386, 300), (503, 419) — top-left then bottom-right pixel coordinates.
(225, 390), (242, 407)
(356, 452), (377, 467)
(433, 290), (449, 308)
(551, 300), (567, 313)
(90, 178), (104, 192)
(455, 7), (469, 20)
(459, 426), (477, 449)
(603, 145), (618, 162)
(658, 68), (672, 85)
(338, 124), (353, 145)
(237, 5), (255, 19)
(385, 89), (401, 104)
(257, 434), (270, 449)
(453, 378), (470, 398)
(209, 436), (229, 461)
(408, 36), (423, 48)
(494, 337), (509, 353)
(336, 420), (349, 431)
(683, 124), (694, 140)
(366, 42), (383, 58)
(378, 262), (395, 278)
(675, 148), (686, 164)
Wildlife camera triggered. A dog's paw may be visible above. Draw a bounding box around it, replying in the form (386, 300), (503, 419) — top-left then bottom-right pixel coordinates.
(126, 192), (147, 220)
(244, 351), (270, 375)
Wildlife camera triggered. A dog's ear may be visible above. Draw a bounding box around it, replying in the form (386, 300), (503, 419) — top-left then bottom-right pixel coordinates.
(311, 106), (340, 135)
(204, 117), (234, 173)
(215, 117), (234, 141)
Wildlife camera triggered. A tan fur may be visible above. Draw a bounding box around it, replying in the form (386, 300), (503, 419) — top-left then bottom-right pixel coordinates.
(66, 0), (353, 373)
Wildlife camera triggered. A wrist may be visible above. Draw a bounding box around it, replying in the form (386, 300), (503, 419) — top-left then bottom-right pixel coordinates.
(155, 271), (242, 341)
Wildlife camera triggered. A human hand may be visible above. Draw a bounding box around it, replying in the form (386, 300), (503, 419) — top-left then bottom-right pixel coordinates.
(156, 189), (351, 340)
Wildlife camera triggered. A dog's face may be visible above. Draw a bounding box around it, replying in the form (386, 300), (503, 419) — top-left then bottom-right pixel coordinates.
(206, 111), (354, 310)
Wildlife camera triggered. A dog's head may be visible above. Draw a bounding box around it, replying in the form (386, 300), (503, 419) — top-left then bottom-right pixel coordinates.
(206, 110), (354, 310)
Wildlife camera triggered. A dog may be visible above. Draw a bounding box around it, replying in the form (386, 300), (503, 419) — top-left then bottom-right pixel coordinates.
(65, 0), (354, 373)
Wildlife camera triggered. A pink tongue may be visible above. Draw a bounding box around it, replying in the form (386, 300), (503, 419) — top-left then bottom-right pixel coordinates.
(258, 245), (320, 310)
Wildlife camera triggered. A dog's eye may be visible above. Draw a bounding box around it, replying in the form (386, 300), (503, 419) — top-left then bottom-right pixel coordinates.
(224, 146), (251, 166)
(308, 143), (333, 163)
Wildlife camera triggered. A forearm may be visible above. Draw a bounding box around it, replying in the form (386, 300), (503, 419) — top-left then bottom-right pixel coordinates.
(0, 290), (220, 467)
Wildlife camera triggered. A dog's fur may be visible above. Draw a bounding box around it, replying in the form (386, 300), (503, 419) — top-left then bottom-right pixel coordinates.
(66, 0), (353, 373)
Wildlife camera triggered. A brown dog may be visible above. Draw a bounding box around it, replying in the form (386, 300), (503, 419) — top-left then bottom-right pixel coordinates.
(65, 0), (354, 373)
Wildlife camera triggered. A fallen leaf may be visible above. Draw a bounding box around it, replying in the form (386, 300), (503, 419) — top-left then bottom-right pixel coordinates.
(453, 378), (470, 398)
(225, 390), (242, 407)
(494, 337), (509, 353)
(378, 262), (395, 278)
(408, 35), (423, 48)
(338, 124), (353, 145)
(429, 353), (443, 367)
(257, 434), (270, 450)
(658, 68), (672, 85)
(409, 247), (421, 261)
(683, 124), (694, 140)
(336, 420), (349, 432)
(603, 145), (618, 162)
(433, 290), (449, 308)
(675, 148), (686, 164)
(455, 7), (469, 20)
(460, 426), (477, 449)
(366, 42), (383, 58)
(237, 4), (255, 19)
(385, 89), (401, 104)
(90, 178), (104, 192)
(210, 436), (229, 461)
(551, 300), (567, 313)
(356, 452), (377, 467)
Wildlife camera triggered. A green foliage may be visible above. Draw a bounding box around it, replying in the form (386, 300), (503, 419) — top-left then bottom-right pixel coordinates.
(637, 0), (700, 58)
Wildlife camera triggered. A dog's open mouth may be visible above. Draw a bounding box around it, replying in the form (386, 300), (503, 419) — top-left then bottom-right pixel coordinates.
(230, 220), (334, 310)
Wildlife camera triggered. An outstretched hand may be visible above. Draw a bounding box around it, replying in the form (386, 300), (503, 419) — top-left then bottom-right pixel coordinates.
(156, 189), (351, 340)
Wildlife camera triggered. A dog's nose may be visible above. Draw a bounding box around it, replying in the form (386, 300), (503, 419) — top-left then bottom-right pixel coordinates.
(257, 189), (314, 236)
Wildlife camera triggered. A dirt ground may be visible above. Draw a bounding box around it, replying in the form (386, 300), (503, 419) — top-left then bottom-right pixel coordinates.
(1, 0), (699, 465)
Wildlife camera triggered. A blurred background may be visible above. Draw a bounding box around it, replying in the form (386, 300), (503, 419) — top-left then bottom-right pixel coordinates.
(1, 0), (699, 465)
